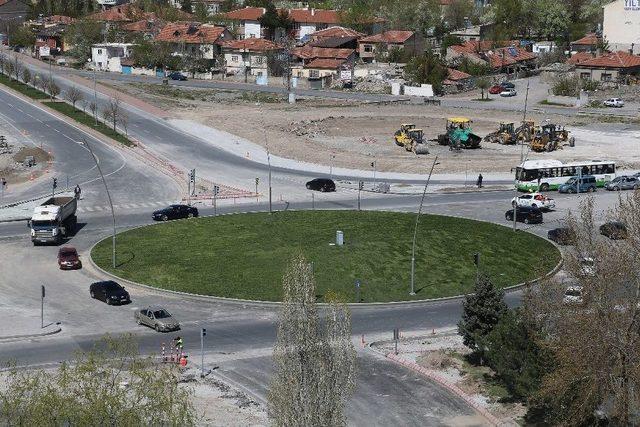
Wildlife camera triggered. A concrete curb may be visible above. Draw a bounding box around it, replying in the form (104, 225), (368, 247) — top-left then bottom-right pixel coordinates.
(385, 352), (501, 426)
(87, 210), (564, 308)
(0, 325), (62, 342)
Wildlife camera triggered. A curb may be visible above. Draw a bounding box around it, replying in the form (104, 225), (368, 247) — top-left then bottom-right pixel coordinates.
(87, 210), (564, 308)
(385, 352), (501, 426)
(0, 325), (62, 342)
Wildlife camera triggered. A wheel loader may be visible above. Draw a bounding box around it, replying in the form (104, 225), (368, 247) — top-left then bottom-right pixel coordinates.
(394, 124), (429, 155)
(530, 124), (575, 153)
(483, 122), (517, 145)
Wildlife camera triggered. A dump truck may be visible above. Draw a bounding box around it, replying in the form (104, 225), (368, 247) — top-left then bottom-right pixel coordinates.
(437, 117), (482, 150)
(29, 195), (78, 245)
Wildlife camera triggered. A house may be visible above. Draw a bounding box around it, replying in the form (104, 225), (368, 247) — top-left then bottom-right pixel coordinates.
(91, 42), (134, 72)
(96, 0), (129, 9)
(307, 26), (363, 49)
(574, 51), (640, 82)
(566, 51), (594, 65)
(155, 22), (232, 59)
(358, 30), (417, 62)
(449, 24), (494, 42)
(570, 33), (599, 53)
(122, 18), (166, 39)
(443, 68), (472, 91)
(532, 41), (557, 54)
(291, 46), (356, 65)
(446, 40), (536, 73)
(603, 0), (640, 54)
(221, 37), (281, 77)
(169, 0), (225, 14)
(88, 4), (154, 23)
(35, 25), (67, 57)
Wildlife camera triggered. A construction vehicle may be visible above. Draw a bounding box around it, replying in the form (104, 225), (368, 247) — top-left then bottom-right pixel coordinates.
(437, 117), (482, 150)
(530, 124), (575, 153)
(28, 195), (77, 245)
(393, 124), (429, 155)
(484, 121), (537, 145)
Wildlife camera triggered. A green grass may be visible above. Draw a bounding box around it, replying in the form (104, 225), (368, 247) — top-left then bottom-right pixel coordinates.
(453, 352), (511, 401)
(43, 101), (134, 147)
(0, 73), (49, 99)
(91, 211), (560, 302)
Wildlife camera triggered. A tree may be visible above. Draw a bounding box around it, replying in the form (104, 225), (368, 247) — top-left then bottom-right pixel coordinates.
(379, 0), (440, 37)
(8, 26), (35, 48)
(268, 255), (356, 427)
(103, 97), (123, 132)
(220, 0), (238, 12)
(89, 101), (98, 121)
(444, 0), (474, 30)
(65, 86), (84, 109)
(66, 19), (103, 63)
(457, 274), (508, 359)
(533, 0), (570, 41)
(403, 49), (447, 91)
(476, 76), (490, 100)
(0, 334), (196, 425)
(5, 61), (15, 81)
(338, 0), (376, 33)
(12, 57), (22, 82)
(21, 68), (31, 86)
(48, 80), (61, 98)
(193, 1), (210, 21)
(0, 52), (6, 74)
(180, 0), (192, 12)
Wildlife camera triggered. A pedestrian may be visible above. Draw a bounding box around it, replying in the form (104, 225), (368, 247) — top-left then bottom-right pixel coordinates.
(476, 173), (483, 189)
(173, 336), (184, 350)
(74, 184), (81, 200)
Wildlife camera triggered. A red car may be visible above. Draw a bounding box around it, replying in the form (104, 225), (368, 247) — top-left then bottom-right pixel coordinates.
(489, 85), (503, 94)
(58, 247), (82, 270)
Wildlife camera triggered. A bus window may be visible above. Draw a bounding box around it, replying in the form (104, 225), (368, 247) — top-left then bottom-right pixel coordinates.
(582, 166), (589, 175)
(604, 164), (615, 174)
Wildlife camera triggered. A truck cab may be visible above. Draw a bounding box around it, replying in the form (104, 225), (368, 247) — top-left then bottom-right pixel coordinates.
(29, 196), (78, 245)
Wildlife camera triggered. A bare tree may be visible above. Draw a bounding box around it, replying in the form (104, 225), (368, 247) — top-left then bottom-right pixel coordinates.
(0, 53), (6, 74)
(64, 86), (84, 109)
(5, 61), (14, 81)
(12, 57), (22, 82)
(21, 68), (31, 86)
(47, 79), (60, 98)
(268, 255), (356, 427)
(119, 109), (129, 136)
(80, 99), (88, 113)
(102, 97), (122, 132)
(525, 194), (640, 425)
(34, 73), (46, 91)
(89, 101), (98, 121)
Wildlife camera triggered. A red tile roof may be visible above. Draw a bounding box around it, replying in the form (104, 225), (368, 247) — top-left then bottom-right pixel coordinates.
(292, 46), (354, 60)
(446, 68), (471, 81)
(486, 47), (536, 68)
(310, 26), (364, 39)
(566, 51), (594, 65)
(88, 4), (154, 22)
(123, 19), (165, 33)
(450, 40), (518, 54)
(305, 58), (346, 69)
(360, 30), (414, 44)
(577, 51), (640, 69)
(572, 33), (599, 46)
(221, 37), (280, 51)
(45, 15), (74, 25)
(224, 6), (265, 21)
(439, 0), (454, 4)
(155, 22), (229, 44)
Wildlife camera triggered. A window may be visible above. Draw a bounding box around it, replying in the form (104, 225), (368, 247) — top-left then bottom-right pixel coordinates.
(255, 56), (263, 64)
(232, 55), (238, 62)
(97, 49), (102, 55)
(257, 71), (263, 76)
(601, 73), (612, 81)
(364, 44), (373, 53)
(580, 72), (590, 79)
(310, 69), (319, 78)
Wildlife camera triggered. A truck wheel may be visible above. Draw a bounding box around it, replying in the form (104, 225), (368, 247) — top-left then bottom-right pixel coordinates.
(136, 317), (141, 325)
(90, 290), (95, 299)
(155, 324), (160, 332)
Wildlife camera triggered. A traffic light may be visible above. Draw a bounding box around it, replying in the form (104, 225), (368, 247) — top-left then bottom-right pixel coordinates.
(189, 169), (196, 183)
(52, 178), (57, 189)
(371, 162), (375, 168)
(1, 178), (6, 187)
(201, 328), (206, 337)
(358, 181), (364, 190)
(213, 185), (219, 196)
(255, 177), (259, 186)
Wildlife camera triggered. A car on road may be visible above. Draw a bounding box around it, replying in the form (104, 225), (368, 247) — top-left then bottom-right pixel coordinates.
(504, 206), (543, 224)
(134, 306), (180, 332)
(58, 246), (81, 270)
(605, 175), (640, 191)
(558, 175), (597, 193)
(547, 227), (575, 245)
(500, 88), (517, 97)
(604, 98), (624, 108)
(563, 285), (584, 305)
(90, 281), (130, 305)
(600, 221), (628, 240)
(489, 85), (504, 94)
(305, 178), (336, 192)
(500, 81), (516, 89)
(152, 204), (199, 221)
(580, 257), (596, 276)
(167, 72), (187, 81)
(511, 192), (555, 210)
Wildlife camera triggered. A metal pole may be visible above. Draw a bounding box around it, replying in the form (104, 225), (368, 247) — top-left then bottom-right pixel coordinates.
(93, 68), (98, 126)
(357, 187), (361, 211)
(410, 156), (439, 295)
(83, 139), (116, 268)
(312, 192), (314, 210)
(330, 154), (334, 181)
(48, 57), (52, 101)
(40, 285), (44, 328)
(187, 178), (191, 206)
(200, 329), (204, 378)
(267, 149), (272, 214)
(255, 179), (258, 203)
(373, 161), (377, 185)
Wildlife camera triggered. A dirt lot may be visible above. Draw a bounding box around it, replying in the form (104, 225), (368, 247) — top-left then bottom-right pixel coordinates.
(114, 82), (640, 174)
(0, 131), (51, 186)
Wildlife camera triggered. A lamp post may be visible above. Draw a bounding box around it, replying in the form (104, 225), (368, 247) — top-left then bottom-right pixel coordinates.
(410, 156), (439, 296)
(267, 148), (272, 213)
(79, 138), (117, 268)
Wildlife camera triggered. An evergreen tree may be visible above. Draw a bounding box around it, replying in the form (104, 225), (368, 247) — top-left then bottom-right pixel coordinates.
(180, 0), (192, 13)
(457, 274), (508, 359)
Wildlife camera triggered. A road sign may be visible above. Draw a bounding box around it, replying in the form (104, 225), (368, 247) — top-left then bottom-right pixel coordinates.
(358, 181), (364, 190)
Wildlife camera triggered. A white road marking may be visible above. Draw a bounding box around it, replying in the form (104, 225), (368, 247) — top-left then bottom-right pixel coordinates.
(84, 206), (94, 212)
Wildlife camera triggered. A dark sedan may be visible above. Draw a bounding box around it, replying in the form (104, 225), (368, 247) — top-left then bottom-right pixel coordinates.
(90, 281), (130, 305)
(152, 204), (199, 221)
(500, 81), (515, 89)
(547, 227), (575, 245)
(505, 206), (543, 224)
(168, 72), (187, 81)
(58, 246), (82, 270)
(600, 221), (627, 240)
(306, 178), (336, 192)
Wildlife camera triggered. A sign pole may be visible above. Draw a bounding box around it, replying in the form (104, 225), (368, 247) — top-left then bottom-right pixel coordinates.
(41, 285), (45, 329)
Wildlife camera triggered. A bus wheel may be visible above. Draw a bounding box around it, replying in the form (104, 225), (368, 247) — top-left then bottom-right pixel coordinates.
(540, 183), (550, 192)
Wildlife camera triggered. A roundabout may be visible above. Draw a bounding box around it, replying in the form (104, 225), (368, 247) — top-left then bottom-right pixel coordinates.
(91, 210), (560, 302)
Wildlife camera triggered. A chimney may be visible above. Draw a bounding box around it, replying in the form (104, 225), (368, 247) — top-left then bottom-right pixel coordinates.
(311, 8), (315, 15)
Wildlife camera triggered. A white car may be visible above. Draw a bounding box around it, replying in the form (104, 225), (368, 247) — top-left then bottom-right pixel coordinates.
(563, 285), (584, 305)
(604, 98), (624, 108)
(500, 88), (517, 97)
(579, 257), (595, 277)
(511, 192), (555, 210)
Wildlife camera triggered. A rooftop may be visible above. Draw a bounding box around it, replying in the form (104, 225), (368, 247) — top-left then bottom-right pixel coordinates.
(566, 51), (594, 65)
(221, 37), (280, 51)
(577, 51), (640, 68)
(360, 30), (414, 44)
(155, 22), (229, 44)
(224, 6), (383, 24)
(446, 68), (471, 81)
(571, 33), (599, 46)
(309, 26), (365, 40)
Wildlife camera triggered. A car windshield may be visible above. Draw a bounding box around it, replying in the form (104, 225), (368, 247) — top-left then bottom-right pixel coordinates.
(31, 220), (56, 229)
(565, 289), (582, 297)
(565, 177), (577, 185)
(153, 310), (171, 318)
(103, 282), (122, 291)
(60, 249), (77, 256)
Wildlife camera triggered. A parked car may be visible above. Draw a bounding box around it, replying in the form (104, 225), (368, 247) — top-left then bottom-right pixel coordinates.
(500, 81), (516, 89)
(152, 204), (199, 221)
(500, 88), (517, 97)
(558, 175), (597, 193)
(305, 178), (336, 192)
(168, 72), (187, 81)
(134, 306), (180, 332)
(547, 227), (575, 245)
(600, 221), (628, 240)
(604, 98), (624, 108)
(505, 206), (543, 224)
(489, 85), (503, 94)
(57, 246), (81, 270)
(605, 175), (640, 191)
(580, 257), (596, 277)
(511, 192), (555, 210)
(563, 285), (584, 305)
(89, 281), (130, 305)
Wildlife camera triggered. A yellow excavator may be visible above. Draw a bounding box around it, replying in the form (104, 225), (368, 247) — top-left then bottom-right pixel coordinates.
(530, 124), (576, 152)
(394, 124), (429, 154)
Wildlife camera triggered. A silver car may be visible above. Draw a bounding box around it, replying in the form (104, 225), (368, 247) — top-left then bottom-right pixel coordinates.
(134, 306), (180, 332)
(605, 175), (640, 191)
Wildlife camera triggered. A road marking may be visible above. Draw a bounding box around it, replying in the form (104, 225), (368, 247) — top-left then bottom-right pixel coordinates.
(84, 206), (94, 212)
(53, 128), (61, 133)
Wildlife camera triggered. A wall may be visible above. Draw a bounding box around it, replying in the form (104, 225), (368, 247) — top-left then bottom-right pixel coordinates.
(403, 84), (434, 97)
(603, 0), (640, 54)
(575, 67), (621, 81)
(546, 93), (589, 107)
(299, 23), (316, 40)
(244, 21), (261, 39)
(131, 67), (156, 76)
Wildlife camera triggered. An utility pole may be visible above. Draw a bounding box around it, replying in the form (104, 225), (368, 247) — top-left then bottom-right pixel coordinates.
(40, 285), (45, 328)
(329, 153), (335, 181)
(213, 185), (219, 216)
(93, 66), (98, 125)
(357, 180), (363, 211)
(267, 149), (272, 214)
(187, 169), (195, 205)
(255, 177), (259, 203)
(200, 328), (206, 378)
(410, 156), (439, 295)
(0, 177), (6, 205)
(52, 177), (57, 198)
(48, 56), (53, 101)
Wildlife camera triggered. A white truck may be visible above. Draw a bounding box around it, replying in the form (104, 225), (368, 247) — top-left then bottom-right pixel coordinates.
(29, 196), (78, 245)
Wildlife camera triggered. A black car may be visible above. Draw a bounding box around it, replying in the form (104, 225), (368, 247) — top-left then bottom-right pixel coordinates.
(505, 206), (543, 224)
(547, 227), (575, 245)
(305, 178), (336, 192)
(600, 221), (627, 240)
(90, 281), (130, 305)
(500, 81), (515, 89)
(152, 204), (199, 221)
(167, 72), (187, 81)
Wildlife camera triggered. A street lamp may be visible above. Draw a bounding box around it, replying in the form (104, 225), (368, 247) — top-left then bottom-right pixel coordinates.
(87, 58), (98, 125)
(79, 138), (117, 268)
(410, 156), (439, 296)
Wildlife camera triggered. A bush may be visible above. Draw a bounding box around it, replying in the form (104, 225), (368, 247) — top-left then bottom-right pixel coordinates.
(552, 75), (599, 96)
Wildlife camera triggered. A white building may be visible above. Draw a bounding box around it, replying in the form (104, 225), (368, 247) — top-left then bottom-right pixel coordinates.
(91, 43), (134, 72)
(532, 41), (557, 54)
(603, 0), (640, 54)
(96, 0), (129, 9)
